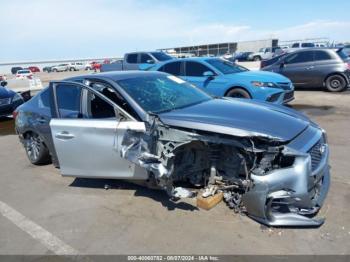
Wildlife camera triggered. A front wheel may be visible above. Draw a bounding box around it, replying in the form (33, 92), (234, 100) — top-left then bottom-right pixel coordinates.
(325, 75), (347, 92)
(226, 88), (251, 99)
(24, 133), (50, 165)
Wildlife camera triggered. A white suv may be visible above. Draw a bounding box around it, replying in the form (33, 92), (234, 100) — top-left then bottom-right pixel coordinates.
(51, 64), (69, 72)
(16, 69), (33, 79)
(68, 62), (85, 71)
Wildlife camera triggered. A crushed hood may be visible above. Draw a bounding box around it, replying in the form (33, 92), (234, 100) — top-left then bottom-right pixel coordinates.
(159, 98), (310, 141)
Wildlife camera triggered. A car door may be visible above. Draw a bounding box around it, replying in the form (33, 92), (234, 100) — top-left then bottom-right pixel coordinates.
(278, 51), (316, 87)
(125, 53), (139, 70)
(183, 61), (227, 95)
(139, 53), (155, 65)
(49, 81), (148, 179)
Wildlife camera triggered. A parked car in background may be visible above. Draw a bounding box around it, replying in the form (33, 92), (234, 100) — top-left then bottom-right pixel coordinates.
(84, 62), (93, 70)
(11, 67), (23, 74)
(228, 52), (253, 62)
(43, 66), (53, 73)
(0, 81), (24, 117)
(150, 57), (294, 104)
(16, 69), (33, 79)
(28, 66), (40, 73)
(51, 64), (69, 72)
(291, 42), (316, 49)
(68, 62), (85, 71)
(0, 75), (7, 81)
(248, 47), (281, 61)
(342, 44), (350, 57)
(101, 51), (173, 72)
(261, 48), (350, 92)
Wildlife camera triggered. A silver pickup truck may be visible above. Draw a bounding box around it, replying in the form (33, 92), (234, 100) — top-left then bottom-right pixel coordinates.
(101, 51), (173, 72)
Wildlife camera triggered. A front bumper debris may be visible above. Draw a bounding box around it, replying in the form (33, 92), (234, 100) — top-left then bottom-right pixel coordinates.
(242, 144), (330, 227)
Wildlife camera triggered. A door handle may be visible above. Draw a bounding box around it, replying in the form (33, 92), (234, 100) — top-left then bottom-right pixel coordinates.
(37, 117), (46, 124)
(306, 66), (314, 70)
(55, 131), (75, 140)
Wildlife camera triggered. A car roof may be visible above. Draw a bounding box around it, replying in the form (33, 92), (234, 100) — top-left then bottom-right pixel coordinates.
(65, 70), (167, 82)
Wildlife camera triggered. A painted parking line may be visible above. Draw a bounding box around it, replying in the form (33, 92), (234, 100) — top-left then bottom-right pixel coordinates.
(0, 200), (79, 255)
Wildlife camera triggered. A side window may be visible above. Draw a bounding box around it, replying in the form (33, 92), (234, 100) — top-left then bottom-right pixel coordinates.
(285, 51), (313, 64)
(314, 51), (332, 61)
(55, 84), (82, 118)
(159, 61), (182, 76)
(292, 43), (299, 48)
(185, 62), (213, 77)
(126, 54), (138, 64)
(140, 53), (153, 63)
(88, 81), (138, 120)
(38, 88), (51, 109)
(86, 91), (116, 119)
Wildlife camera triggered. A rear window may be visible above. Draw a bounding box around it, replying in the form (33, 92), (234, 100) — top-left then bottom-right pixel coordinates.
(18, 70), (30, 74)
(314, 50), (332, 61)
(337, 49), (349, 61)
(126, 54), (138, 64)
(301, 43), (315, 48)
(151, 52), (173, 61)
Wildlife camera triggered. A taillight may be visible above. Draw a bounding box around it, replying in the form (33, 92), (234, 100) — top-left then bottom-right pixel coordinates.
(347, 63), (350, 70)
(12, 110), (19, 120)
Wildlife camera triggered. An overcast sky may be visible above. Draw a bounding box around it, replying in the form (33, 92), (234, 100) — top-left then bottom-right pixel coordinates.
(1, 0), (349, 62)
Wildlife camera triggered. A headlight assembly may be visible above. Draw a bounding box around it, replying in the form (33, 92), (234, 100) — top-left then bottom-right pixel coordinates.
(251, 81), (277, 88)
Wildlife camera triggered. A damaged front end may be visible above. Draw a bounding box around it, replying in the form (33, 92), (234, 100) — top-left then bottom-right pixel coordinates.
(120, 117), (330, 227)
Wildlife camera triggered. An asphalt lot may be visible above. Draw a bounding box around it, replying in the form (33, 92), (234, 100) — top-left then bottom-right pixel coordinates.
(0, 75), (350, 254)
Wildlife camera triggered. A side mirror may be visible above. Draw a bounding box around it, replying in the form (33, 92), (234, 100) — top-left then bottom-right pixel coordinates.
(146, 59), (155, 64)
(0, 81), (8, 87)
(203, 71), (215, 78)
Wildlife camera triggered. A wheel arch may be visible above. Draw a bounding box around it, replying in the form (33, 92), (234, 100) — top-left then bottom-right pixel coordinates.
(224, 86), (252, 98)
(323, 72), (349, 87)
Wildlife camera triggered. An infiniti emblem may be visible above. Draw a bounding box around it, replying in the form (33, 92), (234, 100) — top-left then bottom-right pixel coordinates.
(319, 144), (326, 155)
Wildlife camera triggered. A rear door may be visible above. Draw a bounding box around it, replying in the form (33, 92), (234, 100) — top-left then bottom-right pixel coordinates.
(124, 53), (139, 70)
(49, 81), (148, 179)
(278, 51), (316, 87)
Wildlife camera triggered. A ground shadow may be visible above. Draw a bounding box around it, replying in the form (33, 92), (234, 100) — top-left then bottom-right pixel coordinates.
(288, 104), (336, 116)
(69, 178), (199, 212)
(0, 116), (16, 136)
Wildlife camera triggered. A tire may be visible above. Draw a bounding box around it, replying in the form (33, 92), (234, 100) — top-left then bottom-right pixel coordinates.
(52, 69), (57, 72)
(226, 88), (251, 99)
(70, 67), (74, 71)
(24, 132), (50, 165)
(325, 75), (347, 92)
(253, 56), (261, 61)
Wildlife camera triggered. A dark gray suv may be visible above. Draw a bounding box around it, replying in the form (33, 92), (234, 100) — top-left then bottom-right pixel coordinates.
(261, 48), (350, 92)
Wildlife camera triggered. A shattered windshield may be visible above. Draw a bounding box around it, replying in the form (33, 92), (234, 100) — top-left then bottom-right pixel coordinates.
(116, 75), (212, 114)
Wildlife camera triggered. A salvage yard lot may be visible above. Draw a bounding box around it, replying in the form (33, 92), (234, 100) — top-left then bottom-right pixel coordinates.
(0, 85), (350, 254)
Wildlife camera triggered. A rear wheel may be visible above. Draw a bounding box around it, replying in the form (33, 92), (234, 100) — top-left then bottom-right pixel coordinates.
(253, 56), (261, 61)
(325, 75), (347, 92)
(24, 132), (50, 165)
(52, 69), (57, 72)
(226, 88), (251, 99)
